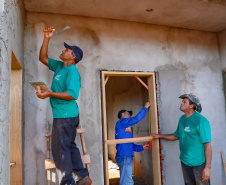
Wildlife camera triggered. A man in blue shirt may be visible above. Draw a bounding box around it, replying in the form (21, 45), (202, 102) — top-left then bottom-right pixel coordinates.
(36, 27), (91, 185)
(115, 102), (151, 185)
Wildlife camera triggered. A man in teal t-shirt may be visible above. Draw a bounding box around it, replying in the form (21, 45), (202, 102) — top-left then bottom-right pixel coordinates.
(152, 93), (212, 185)
(36, 27), (91, 185)
(48, 57), (81, 118)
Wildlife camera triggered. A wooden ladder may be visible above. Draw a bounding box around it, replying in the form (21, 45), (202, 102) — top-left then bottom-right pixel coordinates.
(45, 121), (92, 185)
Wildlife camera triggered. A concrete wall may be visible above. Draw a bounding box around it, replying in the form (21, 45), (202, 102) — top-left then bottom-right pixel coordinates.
(218, 29), (226, 69)
(157, 70), (184, 184)
(24, 12), (226, 185)
(218, 29), (226, 112)
(0, 0), (25, 184)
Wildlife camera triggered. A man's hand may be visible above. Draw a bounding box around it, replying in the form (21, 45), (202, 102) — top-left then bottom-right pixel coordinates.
(202, 167), (211, 181)
(39, 27), (55, 67)
(36, 90), (51, 99)
(143, 142), (152, 150)
(151, 134), (161, 139)
(151, 133), (178, 141)
(44, 27), (55, 39)
(144, 102), (151, 108)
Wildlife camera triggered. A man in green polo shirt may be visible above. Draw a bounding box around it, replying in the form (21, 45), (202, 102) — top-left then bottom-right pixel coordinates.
(36, 27), (92, 185)
(152, 94), (212, 185)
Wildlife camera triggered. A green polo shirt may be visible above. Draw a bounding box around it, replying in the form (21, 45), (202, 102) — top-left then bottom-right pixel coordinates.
(48, 58), (81, 118)
(174, 111), (211, 166)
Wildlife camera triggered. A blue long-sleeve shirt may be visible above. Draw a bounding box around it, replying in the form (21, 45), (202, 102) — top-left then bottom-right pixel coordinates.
(115, 107), (147, 157)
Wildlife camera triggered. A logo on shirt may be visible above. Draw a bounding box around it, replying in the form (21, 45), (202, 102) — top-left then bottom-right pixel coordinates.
(55, 75), (61, 80)
(184, 127), (190, 132)
(125, 127), (132, 133)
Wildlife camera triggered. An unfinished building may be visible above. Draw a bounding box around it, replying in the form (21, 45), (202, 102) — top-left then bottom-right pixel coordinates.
(1, 0), (226, 184)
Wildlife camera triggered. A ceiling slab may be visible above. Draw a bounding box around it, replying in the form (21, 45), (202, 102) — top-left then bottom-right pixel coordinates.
(24, 0), (226, 32)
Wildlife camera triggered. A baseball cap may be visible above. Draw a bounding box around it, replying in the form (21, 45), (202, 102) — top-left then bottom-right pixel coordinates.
(179, 93), (202, 113)
(118, 109), (133, 119)
(64, 42), (83, 63)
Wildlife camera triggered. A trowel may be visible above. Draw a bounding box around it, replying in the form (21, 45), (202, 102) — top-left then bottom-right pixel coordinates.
(44, 26), (71, 35)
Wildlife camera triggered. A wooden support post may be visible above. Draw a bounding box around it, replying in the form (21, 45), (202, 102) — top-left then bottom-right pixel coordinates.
(106, 136), (153, 145)
(10, 63), (23, 185)
(147, 74), (161, 185)
(46, 121), (51, 185)
(78, 122), (93, 185)
(135, 76), (148, 90)
(101, 72), (109, 185)
(221, 151), (226, 175)
(46, 122), (50, 159)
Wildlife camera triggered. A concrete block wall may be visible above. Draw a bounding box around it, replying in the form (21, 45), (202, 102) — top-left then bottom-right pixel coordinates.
(23, 12), (226, 185)
(0, 0), (25, 184)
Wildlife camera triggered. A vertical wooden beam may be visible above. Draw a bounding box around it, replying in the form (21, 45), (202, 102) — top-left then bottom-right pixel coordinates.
(101, 71), (109, 185)
(147, 74), (161, 185)
(78, 122), (93, 184)
(46, 122), (51, 185)
(10, 69), (23, 185)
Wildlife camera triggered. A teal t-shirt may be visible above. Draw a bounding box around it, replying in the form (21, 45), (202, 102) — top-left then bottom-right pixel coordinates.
(48, 58), (81, 118)
(174, 111), (211, 166)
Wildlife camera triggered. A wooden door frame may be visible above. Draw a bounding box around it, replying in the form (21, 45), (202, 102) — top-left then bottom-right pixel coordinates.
(101, 71), (161, 185)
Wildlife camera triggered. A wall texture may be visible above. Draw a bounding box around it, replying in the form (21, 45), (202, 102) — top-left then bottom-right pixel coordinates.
(0, 0), (25, 185)
(24, 12), (226, 185)
(218, 29), (226, 112)
(218, 29), (226, 69)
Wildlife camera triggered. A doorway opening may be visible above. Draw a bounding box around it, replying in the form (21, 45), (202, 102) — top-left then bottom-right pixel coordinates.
(101, 71), (161, 185)
(10, 51), (23, 185)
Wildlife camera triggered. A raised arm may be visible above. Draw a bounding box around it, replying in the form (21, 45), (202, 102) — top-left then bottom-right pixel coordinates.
(119, 102), (151, 127)
(39, 27), (55, 67)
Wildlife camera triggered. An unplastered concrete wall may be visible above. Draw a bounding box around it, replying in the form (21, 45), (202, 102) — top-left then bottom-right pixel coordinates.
(218, 29), (226, 70)
(218, 29), (226, 113)
(0, 0), (24, 184)
(24, 12), (226, 185)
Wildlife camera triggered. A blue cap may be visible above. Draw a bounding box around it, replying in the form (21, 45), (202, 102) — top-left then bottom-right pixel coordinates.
(64, 42), (83, 63)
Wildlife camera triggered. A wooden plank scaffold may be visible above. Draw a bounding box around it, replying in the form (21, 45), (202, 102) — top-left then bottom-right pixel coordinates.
(45, 121), (92, 185)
